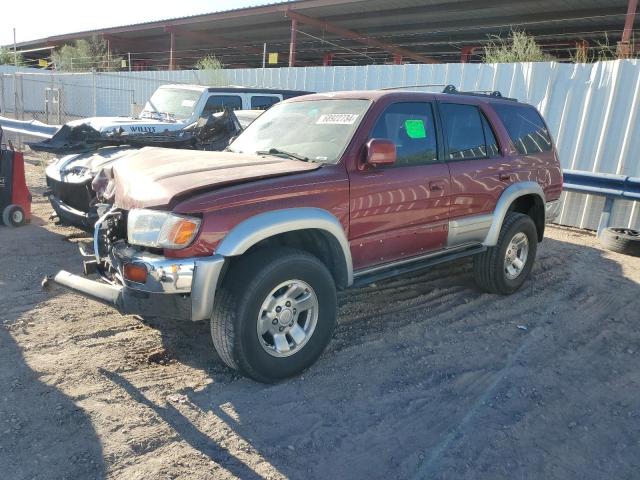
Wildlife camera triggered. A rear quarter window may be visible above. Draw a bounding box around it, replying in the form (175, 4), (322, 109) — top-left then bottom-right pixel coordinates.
(202, 95), (243, 115)
(251, 95), (281, 110)
(492, 103), (552, 154)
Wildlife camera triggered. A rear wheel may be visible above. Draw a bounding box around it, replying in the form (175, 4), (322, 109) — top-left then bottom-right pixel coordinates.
(210, 248), (337, 383)
(473, 212), (538, 294)
(2, 204), (26, 227)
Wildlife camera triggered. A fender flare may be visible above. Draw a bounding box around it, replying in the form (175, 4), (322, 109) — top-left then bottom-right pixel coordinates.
(483, 181), (546, 246)
(216, 208), (354, 286)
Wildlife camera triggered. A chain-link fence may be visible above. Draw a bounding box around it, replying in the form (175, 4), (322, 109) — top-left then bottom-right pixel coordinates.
(0, 71), (146, 148)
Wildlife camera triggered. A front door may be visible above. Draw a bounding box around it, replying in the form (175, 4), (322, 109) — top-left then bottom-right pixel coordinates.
(349, 101), (451, 270)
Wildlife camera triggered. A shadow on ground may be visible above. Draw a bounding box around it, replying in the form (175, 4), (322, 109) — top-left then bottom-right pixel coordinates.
(0, 219), (106, 480)
(99, 236), (640, 479)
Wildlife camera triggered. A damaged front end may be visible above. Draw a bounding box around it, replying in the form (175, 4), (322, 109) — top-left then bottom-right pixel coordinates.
(46, 207), (224, 322)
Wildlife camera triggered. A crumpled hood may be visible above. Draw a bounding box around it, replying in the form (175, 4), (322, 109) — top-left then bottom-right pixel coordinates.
(65, 116), (187, 135)
(45, 146), (135, 183)
(112, 147), (320, 209)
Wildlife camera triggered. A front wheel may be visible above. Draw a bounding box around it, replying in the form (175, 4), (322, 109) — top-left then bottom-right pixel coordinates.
(473, 212), (538, 294)
(210, 248), (337, 383)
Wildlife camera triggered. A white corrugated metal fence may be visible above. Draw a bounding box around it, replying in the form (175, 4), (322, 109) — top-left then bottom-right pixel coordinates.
(1, 61), (639, 230)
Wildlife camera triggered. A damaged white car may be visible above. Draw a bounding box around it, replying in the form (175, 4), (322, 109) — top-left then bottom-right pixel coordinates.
(22, 85), (312, 229)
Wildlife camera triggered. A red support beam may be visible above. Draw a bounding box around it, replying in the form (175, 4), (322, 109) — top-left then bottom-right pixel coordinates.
(322, 52), (334, 66)
(289, 17), (298, 67)
(285, 10), (438, 64)
(622, 0), (639, 44)
(460, 46), (474, 63)
(620, 0), (639, 57)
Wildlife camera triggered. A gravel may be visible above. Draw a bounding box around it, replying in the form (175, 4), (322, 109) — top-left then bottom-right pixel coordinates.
(0, 160), (639, 479)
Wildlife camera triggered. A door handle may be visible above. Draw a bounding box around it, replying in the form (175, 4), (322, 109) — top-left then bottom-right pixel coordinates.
(429, 181), (445, 192)
(499, 173), (512, 182)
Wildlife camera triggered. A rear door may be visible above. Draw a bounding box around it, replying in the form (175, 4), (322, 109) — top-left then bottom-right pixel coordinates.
(349, 101), (451, 269)
(437, 101), (507, 235)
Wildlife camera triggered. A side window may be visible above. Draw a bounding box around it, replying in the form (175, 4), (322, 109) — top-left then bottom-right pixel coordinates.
(251, 95), (280, 110)
(369, 102), (438, 166)
(440, 103), (495, 160)
(492, 103), (552, 154)
(202, 95), (242, 115)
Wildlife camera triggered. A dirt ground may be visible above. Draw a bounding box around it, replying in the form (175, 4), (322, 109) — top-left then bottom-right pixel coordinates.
(1, 160), (639, 480)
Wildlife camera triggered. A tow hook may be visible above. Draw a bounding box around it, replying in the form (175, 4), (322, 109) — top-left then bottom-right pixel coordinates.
(41, 275), (53, 291)
(83, 260), (98, 276)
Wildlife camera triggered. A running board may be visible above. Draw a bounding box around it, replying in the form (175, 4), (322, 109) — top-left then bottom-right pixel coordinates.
(352, 245), (486, 288)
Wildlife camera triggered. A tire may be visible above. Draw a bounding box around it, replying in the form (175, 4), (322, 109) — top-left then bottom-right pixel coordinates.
(600, 227), (640, 257)
(473, 212), (538, 295)
(2, 204), (26, 227)
(210, 247), (337, 383)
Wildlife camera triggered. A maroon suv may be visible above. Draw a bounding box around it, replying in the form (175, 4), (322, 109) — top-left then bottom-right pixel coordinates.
(50, 87), (563, 382)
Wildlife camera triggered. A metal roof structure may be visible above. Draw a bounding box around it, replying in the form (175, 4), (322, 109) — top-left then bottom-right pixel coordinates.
(8, 0), (639, 68)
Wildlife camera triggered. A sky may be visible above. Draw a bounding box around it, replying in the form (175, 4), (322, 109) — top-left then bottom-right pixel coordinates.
(1, 0), (286, 46)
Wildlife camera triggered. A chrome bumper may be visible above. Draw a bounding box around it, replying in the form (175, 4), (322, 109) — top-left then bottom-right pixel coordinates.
(52, 245), (225, 322)
(545, 200), (561, 223)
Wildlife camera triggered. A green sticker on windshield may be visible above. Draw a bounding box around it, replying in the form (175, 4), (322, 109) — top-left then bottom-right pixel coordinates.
(404, 119), (426, 139)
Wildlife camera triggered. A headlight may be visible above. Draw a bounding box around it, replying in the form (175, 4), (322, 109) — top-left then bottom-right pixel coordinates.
(127, 209), (201, 249)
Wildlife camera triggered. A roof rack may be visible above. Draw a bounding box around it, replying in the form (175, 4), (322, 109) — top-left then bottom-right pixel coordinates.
(442, 84), (517, 101)
(380, 84), (452, 91)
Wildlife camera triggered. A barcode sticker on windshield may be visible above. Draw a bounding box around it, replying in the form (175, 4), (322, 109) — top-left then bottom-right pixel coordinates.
(316, 113), (359, 125)
(181, 99), (196, 107)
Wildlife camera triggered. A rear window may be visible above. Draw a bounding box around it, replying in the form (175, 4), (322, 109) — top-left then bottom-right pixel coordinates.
(251, 95), (280, 110)
(202, 95), (242, 115)
(492, 103), (552, 154)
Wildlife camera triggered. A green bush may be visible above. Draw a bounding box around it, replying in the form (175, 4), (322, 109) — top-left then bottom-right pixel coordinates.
(194, 54), (226, 86)
(483, 31), (554, 63)
(0, 47), (23, 66)
(51, 36), (122, 72)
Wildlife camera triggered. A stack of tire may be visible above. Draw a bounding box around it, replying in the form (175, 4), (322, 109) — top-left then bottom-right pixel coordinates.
(600, 228), (640, 257)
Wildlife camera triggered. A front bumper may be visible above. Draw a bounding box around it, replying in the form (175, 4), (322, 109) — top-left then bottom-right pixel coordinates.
(45, 174), (96, 230)
(51, 244), (225, 322)
(48, 193), (96, 230)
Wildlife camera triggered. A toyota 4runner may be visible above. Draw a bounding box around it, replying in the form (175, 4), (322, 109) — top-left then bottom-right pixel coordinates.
(48, 86), (563, 383)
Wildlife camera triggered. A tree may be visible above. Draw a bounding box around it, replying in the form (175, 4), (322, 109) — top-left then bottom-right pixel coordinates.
(483, 31), (554, 63)
(0, 46), (23, 66)
(51, 36), (122, 72)
(194, 54), (227, 86)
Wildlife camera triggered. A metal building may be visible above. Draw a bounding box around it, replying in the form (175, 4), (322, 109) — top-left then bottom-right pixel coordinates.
(7, 0), (640, 69)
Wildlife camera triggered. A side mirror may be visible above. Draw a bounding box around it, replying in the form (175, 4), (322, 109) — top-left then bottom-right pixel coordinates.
(366, 138), (396, 167)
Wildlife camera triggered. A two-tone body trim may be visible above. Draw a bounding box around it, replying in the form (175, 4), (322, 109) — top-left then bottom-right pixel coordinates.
(216, 207), (354, 286)
(483, 181), (545, 246)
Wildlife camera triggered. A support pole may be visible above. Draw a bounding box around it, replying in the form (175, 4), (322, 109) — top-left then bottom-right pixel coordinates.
(13, 28), (17, 67)
(289, 17), (298, 67)
(597, 197), (615, 237)
(620, 0), (639, 58)
(460, 46), (474, 63)
(169, 31), (176, 70)
(263, 43), (267, 68)
(322, 52), (334, 66)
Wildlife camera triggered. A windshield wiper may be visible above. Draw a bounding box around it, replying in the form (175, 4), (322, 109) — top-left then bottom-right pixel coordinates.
(257, 148), (311, 162)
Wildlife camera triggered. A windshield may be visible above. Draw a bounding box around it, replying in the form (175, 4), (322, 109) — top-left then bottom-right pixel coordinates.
(140, 88), (203, 121)
(228, 99), (371, 163)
